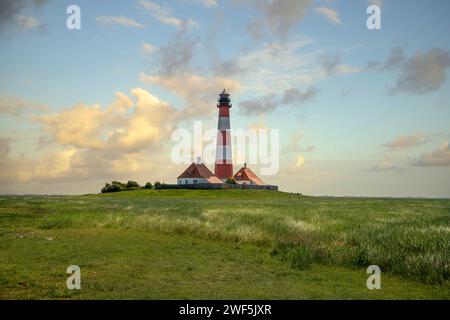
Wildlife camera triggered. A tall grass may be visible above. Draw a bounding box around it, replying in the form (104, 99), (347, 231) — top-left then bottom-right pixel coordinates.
(1, 190), (449, 285)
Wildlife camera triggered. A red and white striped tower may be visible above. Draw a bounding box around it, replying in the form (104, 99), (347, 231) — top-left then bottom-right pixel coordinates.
(214, 89), (233, 180)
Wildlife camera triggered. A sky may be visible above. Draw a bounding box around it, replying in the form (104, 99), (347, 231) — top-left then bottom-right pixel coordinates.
(0, 0), (449, 197)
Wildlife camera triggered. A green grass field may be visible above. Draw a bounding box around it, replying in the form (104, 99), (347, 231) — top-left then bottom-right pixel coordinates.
(0, 189), (449, 299)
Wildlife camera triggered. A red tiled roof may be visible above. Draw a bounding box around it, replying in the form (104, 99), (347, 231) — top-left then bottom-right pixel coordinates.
(177, 162), (223, 183)
(233, 166), (265, 185)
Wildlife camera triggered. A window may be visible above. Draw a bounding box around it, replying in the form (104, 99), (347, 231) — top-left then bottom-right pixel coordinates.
(193, 179), (198, 184)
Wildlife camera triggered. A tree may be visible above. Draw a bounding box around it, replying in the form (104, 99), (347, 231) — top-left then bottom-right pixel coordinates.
(100, 180), (146, 193)
(101, 181), (125, 193)
(154, 181), (161, 189)
(225, 178), (236, 184)
(144, 182), (153, 189)
(112, 181), (127, 191)
(126, 181), (140, 189)
(101, 183), (111, 193)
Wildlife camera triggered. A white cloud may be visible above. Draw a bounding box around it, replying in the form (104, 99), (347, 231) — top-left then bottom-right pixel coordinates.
(314, 7), (342, 25)
(235, 36), (361, 94)
(369, 160), (402, 173)
(190, 0), (218, 7)
(276, 155), (308, 177)
(138, 0), (198, 29)
(369, 0), (383, 8)
(1, 0), (48, 32)
(35, 89), (176, 151)
(414, 142), (450, 167)
(15, 15), (42, 29)
(140, 72), (241, 119)
(96, 16), (145, 28)
(0, 146), (78, 182)
(239, 94), (278, 116)
(141, 42), (157, 55)
(236, 0), (312, 40)
(0, 88), (183, 188)
(239, 86), (316, 115)
(282, 133), (316, 154)
(33, 148), (77, 179)
(282, 86), (317, 105)
(388, 48), (450, 95)
(36, 103), (106, 149)
(295, 155), (305, 169)
(383, 133), (428, 150)
(157, 35), (198, 75)
(0, 96), (49, 116)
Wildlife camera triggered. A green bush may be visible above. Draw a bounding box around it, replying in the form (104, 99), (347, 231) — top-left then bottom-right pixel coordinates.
(101, 183), (111, 193)
(144, 182), (153, 189)
(225, 178), (236, 184)
(101, 182), (125, 193)
(101, 181), (140, 193)
(127, 181), (140, 189)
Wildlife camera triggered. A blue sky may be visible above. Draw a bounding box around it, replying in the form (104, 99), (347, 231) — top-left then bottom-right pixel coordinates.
(0, 0), (449, 196)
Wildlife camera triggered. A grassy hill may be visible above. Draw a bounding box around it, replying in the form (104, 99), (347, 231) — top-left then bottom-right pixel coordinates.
(0, 189), (449, 299)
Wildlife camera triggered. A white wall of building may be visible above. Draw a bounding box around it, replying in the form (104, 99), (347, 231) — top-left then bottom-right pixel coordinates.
(177, 178), (209, 185)
(235, 180), (255, 185)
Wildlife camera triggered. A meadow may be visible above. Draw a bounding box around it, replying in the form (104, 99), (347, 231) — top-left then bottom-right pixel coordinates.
(0, 189), (449, 299)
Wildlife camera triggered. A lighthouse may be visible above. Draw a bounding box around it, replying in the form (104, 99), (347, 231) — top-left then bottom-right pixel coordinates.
(214, 89), (233, 180)
(175, 89), (275, 190)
